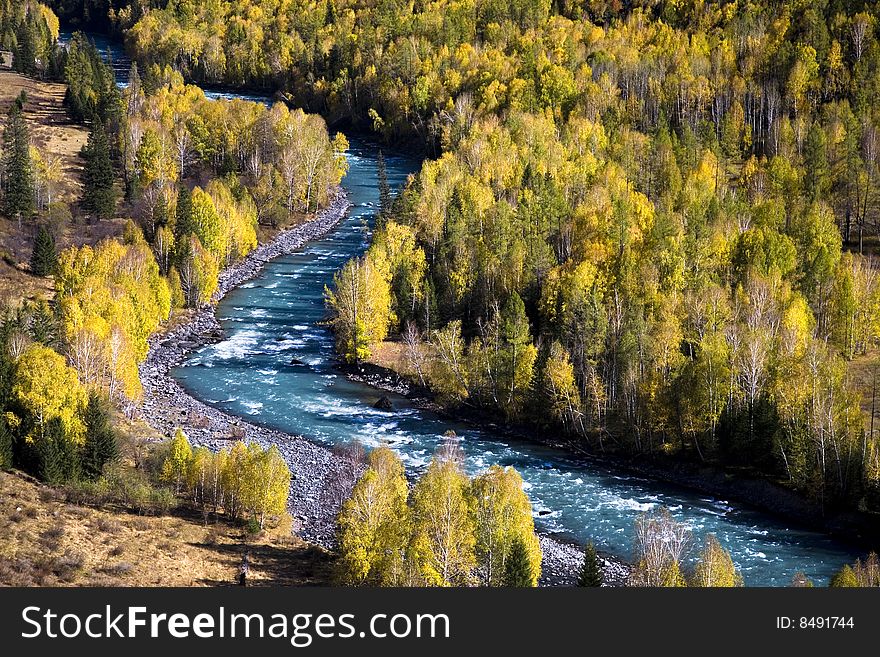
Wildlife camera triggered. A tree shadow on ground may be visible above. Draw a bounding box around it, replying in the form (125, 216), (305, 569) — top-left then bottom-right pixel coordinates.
(189, 538), (336, 587)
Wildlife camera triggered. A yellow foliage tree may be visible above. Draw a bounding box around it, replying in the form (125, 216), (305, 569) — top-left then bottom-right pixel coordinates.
(337, 446), (410, 585)
(12, 344), (87, 444)
(410, 453), (476, 586)
(55, 239), (171, 401)
(471, 465), (542, 586)
(247, 443), (291, 529)
(161, 428), (193, 494)
(691, 534), (744, 587)
(325, 254), (394, 362)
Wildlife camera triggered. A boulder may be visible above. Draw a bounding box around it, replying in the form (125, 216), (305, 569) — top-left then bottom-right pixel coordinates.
(373, 395), (394, 411)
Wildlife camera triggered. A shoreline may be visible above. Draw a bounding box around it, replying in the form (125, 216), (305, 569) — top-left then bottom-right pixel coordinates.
(343, 361), (880, 551)
(137, 189), (618, 586)
(138, 190), (355, 547)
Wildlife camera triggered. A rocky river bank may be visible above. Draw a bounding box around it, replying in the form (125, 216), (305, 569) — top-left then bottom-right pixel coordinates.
(138, 192), (355, 546)
(137, 189), (628, 586)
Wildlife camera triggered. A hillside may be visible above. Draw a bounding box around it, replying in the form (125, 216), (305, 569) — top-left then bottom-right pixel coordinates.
(0, 71), (124, 306)
(0, 470), (334, 587)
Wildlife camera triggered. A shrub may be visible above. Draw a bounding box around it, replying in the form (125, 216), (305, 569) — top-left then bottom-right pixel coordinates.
(95, 517), (122, 534)
(65, 478), (111, 506)
(53, 550), (85, 582)
(100, 562), (133, 576)
(38, 525), (65, 552)
(150, 487), (177, 515)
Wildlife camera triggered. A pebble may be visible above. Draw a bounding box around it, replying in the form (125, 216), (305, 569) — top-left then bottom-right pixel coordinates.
(538, 535), (631, 587)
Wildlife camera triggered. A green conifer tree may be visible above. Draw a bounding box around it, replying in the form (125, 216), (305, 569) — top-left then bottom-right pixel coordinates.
(578, 541), (604, 587)
(503, 537), (535, 587)
(0, 416), (13, 470)
(12, 18), (36, 75)
(173, 185), (195, 248)
(80, 392), (118, 480)
(81, 124), (117, 221)
(324, 0), (337, 25)
(28, 300), (57, 345)
(30, 225), (57, 276)
(38, 418), (81, 484)
(2, 105), (35, 224)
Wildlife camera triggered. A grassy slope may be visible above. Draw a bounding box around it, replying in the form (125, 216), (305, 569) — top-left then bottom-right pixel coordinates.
(0, 71), (125, 306)
(0, 471), (334, 587)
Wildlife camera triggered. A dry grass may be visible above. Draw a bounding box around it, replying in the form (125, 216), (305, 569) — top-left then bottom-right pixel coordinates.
(0, 71), (88, 203)
(0, 470), (334, 587)
(368, 340), (414, 375)
(0, 259), (51, 307)
(0, 72), (130, 307)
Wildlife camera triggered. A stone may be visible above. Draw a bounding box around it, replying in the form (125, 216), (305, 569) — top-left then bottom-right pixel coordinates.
(373, 395), (394, 411)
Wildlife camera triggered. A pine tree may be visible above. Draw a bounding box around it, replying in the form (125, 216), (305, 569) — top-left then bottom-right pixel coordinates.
(324, 0), (337, 26)
(12, 18), (37, 75)
(578, 541), (604, 587)
(503, 537), (535, 587)
(499, 291), (536, 416)
(2, 105), (35, 225)
(12, 91), (28, 112)
(80, 392), (118, 480)
(0, 340), (16, 410)
(95, 56), (122, 127)
(81, 125), (117, 221)
(30, 225), (57, 276)
(38, 418), (81, 484)
(804, 122), (829, 202)
(173, 185), (195, 246)
(63, 33), (119, 124)
(28, 300), (57, 345)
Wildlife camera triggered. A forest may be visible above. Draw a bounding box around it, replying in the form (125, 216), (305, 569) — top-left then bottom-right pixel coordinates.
(89, 0), (880, 514)
(312, 0), (880, 513)
(2, 0), (880, 587)
(0, 3), (344, 490)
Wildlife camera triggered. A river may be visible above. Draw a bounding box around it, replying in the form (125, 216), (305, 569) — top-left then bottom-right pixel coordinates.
(77, 29), (862, 586)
